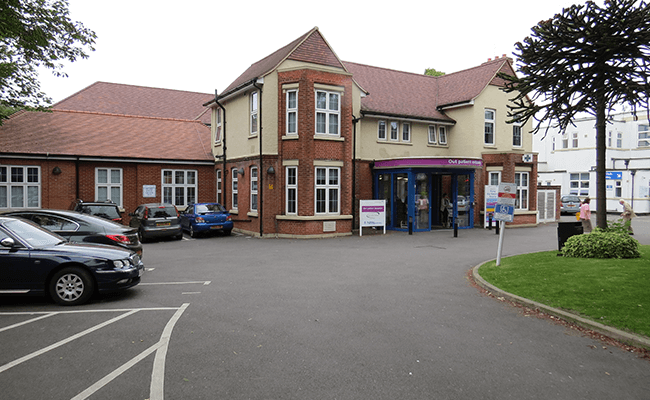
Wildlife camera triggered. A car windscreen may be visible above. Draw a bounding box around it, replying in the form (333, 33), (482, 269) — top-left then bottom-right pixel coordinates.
(81, 205), (121, 219)
(149, 207), (177, 218)
(562, 196), (580, 203)
(4, 219), (64, 247)
(195, 204), (226, 214)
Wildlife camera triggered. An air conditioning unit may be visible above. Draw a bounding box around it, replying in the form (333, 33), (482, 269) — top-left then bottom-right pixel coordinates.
(522, 153), (534, 163)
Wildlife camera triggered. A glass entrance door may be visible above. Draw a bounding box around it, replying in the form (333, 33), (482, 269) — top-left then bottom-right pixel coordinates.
(394, 174), (408, 229)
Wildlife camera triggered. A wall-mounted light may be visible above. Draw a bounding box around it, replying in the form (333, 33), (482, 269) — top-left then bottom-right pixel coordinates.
(52, 166), (62, 175)
(267, 166), (275, 174)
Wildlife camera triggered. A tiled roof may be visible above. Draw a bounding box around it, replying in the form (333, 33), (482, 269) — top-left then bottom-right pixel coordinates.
(0, 110), (213, 162)
(220, 27), (346, 97)
(343, 62), (452, 122)
(54, 82), (214, 125)
(343, 58), (515, 122)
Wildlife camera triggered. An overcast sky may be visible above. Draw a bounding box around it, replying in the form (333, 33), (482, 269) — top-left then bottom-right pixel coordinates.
(38, 0), (596, 104)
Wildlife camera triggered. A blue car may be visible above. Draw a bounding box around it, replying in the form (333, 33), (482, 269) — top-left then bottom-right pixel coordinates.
(180, 203), (233, 238)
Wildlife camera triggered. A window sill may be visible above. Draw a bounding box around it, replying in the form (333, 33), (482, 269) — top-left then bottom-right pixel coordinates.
(229, 209), (238, 214)
(377, 140), (412, 145)
(247, 212), (258, 218)
(314, 134), (344, 141)
(282, 135), (299, 140)
(249, 134), (258, 140)
(276, 214), (353, 221)
(427, 143), (448, 147)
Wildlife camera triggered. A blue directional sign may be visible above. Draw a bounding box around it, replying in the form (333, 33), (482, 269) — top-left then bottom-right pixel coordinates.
(606, 171), (622, 180)
(493, 204), (514, 222)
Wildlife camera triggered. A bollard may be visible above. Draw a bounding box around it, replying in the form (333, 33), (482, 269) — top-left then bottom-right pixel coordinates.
(488, 213), (493, 230)
(408, 216), (413, 235)
(453, 221), (458, 237)
(495, 220), (500, 235)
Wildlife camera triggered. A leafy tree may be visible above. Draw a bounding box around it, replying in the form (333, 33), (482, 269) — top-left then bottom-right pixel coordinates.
(499, 0), (650, 229)
(0, 0), (96, 123)
(424, 68), (445, 77)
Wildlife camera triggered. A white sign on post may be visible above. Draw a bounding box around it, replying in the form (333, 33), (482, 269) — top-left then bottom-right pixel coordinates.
(494, 183), (516, 266)
(359, 199), (386, 236)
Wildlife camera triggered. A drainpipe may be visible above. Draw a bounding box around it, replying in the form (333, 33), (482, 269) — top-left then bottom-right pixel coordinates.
(214, 91), (227, 206)
(352, 115), (361, 229)
(253, 81), (264, 237)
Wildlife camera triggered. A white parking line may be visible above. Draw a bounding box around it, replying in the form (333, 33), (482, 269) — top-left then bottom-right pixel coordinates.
(0, 312), (57, 333)
(139, 281), (211, 286)
(0, 310), (138, 374)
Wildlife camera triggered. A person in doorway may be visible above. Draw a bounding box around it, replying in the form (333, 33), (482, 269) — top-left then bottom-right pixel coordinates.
(579, 197), (592, 233)
(417, 192), (429, 227)
(440, 193), (450, 228)
(619, 198), (636, 235)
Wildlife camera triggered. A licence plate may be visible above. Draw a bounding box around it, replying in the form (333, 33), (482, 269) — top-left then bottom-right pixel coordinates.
(157, 222), (171, 227)
(210, 225), (223, 230)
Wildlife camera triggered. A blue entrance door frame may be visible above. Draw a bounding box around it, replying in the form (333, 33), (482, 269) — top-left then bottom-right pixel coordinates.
(374, 169), (474, 231)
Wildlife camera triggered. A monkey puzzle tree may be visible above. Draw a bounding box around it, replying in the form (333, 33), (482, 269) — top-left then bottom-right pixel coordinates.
(0, 0), (96, 123)
(500, 0), (650, 229)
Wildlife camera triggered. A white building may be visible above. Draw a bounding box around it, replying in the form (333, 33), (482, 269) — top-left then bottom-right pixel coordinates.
(534, 110), (650, 214)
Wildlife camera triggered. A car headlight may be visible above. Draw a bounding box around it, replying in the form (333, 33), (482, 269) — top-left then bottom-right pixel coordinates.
(113, 259), (132, 269)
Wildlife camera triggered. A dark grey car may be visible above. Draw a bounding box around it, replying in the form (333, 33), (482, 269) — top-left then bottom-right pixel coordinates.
(129, 203), (182, 242)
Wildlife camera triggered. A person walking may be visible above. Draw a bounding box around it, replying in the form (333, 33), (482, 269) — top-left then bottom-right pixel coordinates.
(579, 197), (592, 233)
(440, 193), (450, 228)
(619, 198), (636, 235)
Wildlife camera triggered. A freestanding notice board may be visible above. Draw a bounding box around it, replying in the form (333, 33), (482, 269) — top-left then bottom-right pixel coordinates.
(359, 200), (386, 236)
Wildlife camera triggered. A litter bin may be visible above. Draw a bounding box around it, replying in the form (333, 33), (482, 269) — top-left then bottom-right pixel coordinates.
(557, 221), (583, 251)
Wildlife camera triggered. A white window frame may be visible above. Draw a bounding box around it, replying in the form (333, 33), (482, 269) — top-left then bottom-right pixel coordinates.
(562, 134), (569, 149)
(216, 169), (222, 203)
(514, 171), (529, 210)
(162, 169), (197, 207)
(484, 109), (495, 146)
(390, 121), (399, 141)
(572, 132), (579, 148)
(438, 126), (447, 145)
(617, 132), (623, 148)
(231, 168), (238, 210)
(638, 124), (650, 147)
(95, 168), (123, 207)
(215, 108), (222, 143)
(378, 120), (387, 140)
(489, 171), (501, 186)
(428, 125), (437, 144)
(512, 124), (522, 147)
(286, 90), (298, 135)
(0, 165), (41, 209)
(250, 91), (258, 136)
(315, 90), (340, 136)
(286, 166), (297, 215)
(315, 167), (340, 215)
(250, 166), (258, 212)
(569, 172), (590, 196)
(401, 123), (411, 142)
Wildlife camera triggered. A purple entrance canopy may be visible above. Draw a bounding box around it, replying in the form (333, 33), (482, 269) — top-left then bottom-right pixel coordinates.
(374, 158), (483, 169)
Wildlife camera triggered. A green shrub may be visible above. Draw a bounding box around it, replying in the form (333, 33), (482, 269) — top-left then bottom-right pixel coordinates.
(562, 228), (640, 259)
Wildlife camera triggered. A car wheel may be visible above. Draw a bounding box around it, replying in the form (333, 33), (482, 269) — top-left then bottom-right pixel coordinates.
(175, 233), (183, 240)
(223, 229), (232, 236)
(49, 267), (95, 306)
(190, 225), (198, 238)
(138, 228), (146, 243)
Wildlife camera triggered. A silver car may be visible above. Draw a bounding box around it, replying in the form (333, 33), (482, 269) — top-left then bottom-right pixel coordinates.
(560, 195), (581, 214)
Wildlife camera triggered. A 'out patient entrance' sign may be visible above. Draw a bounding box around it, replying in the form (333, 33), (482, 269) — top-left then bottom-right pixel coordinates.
(359, 200), (386, 236)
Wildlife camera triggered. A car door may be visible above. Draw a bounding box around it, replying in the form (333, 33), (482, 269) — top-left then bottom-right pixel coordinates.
(181, 205), (194, 230)
(0, 227), (46, 293)
(129, 206), (144, 230)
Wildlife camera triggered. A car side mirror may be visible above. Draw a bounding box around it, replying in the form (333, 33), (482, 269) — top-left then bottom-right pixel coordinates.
(1, 237), (16, 248)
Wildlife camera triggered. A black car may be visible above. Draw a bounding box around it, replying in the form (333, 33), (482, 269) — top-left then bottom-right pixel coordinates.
(129, 203), (182, 241)
(4, 209), (143, 256)
(0, 216), (144, 305)
(71, 199), (124, 224)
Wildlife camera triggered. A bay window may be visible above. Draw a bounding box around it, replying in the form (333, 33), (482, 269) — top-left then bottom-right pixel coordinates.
(315, 167), (339, 214)
(286, 90), (297, 135)
(315, 90), (340, 136)
(286, 166), (297, 214)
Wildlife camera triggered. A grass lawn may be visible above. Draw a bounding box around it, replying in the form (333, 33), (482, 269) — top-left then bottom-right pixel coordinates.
(478, 245), (650, 338)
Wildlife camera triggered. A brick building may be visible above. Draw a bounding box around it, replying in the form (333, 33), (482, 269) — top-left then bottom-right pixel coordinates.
(206, 27), (538, 237)
(0, 83), (217, 221)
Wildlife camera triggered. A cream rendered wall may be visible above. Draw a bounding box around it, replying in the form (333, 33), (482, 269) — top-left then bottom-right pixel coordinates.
(356, 118), (453, 161)
(445, 85), (534, 157)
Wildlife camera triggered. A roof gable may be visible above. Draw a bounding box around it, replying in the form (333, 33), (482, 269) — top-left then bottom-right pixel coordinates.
(54, 82), (213, 125)
(221, 27), (346, 97)
(437, 58), (513, 106)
